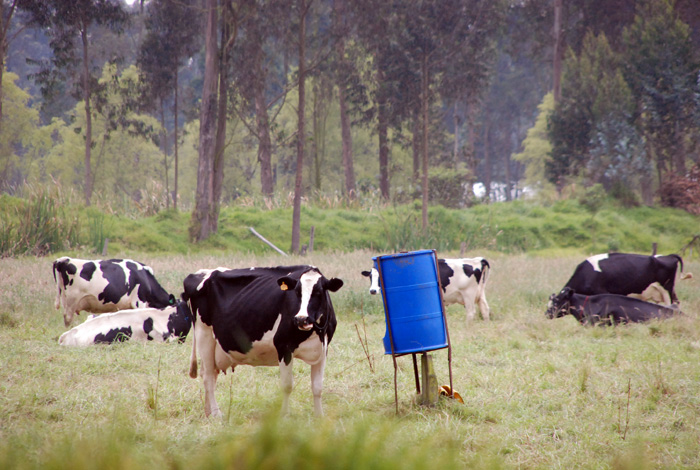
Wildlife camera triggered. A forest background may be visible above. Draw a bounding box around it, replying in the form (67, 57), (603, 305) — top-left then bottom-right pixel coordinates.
(1, 0), (700, 255)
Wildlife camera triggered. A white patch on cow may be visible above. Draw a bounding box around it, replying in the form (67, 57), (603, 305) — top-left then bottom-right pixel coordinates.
(195, 267), (230, 291)
(586, 253), (609, 272)
(368, 267), (380, 295)
(296, 270), (322, 326)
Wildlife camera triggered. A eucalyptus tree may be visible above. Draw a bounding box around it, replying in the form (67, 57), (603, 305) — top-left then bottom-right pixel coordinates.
(397, 0), (506, 229)
(19, 0), (128, 206)
(138, 0), (200, 210)
(622, 0), (699, 182)
(230, 0), (291, 198)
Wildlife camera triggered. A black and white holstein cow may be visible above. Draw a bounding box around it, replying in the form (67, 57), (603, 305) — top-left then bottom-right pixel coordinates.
(559, 252), (690, 305)
(58, 301), (192, 346)
(362, 257), (490, 321)
(53, 257), (175, 327)
(545, 287), (681, 325)
(182, 265), (343, 417)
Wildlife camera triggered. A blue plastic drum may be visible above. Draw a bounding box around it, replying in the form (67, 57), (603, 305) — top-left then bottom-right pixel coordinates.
(375, 250), (448, 355)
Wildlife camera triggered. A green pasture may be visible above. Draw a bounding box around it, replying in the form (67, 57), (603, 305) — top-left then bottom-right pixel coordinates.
(1, 251), (699, 469)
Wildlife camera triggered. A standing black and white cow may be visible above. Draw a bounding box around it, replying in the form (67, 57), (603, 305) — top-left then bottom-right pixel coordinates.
(560, 253), (690, 304)
(362, 257), (490, 321)
(58, 300), (192, 346)
(53, 257), (175, 326)
(545, 287), (681, 325)
(182, 265), (343, 417)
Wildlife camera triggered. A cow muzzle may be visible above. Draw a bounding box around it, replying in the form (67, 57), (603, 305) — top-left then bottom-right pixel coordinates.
(369, 288), (379, 295)
(294, 316), (313, 331)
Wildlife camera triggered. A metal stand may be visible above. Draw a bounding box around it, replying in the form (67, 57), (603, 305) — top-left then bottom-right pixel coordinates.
(379, 249), (454, 413)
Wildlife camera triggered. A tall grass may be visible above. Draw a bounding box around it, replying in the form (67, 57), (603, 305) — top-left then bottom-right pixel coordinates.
(0, 186), (81, 257)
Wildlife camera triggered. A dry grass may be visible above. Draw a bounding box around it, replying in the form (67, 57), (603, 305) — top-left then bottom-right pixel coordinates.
(1, 250), (699, 469)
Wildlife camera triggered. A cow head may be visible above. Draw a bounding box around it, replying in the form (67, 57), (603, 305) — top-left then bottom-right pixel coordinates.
(361, 268), (381, 295)
(278, 269), (343, 331)
(545, 287), (575, 319)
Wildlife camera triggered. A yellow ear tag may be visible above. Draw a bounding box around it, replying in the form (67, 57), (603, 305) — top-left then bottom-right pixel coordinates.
(280, 282), (288, 291)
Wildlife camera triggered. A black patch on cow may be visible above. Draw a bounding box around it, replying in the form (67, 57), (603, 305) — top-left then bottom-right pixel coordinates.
(80, 262), (97, 282)
(438, 260), (454, 292)
(143, 317), (154, 340)
(97, 260), (129, 305)
(167, 301), (193, 343)
(94, 326), (133, 343)
(54, 259), (77, 290)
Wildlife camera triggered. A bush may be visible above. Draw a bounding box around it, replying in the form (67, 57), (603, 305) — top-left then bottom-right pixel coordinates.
(658, 165), (700, 215)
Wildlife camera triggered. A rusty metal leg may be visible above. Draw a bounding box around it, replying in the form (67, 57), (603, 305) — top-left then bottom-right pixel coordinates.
(412, 353), (421, 394)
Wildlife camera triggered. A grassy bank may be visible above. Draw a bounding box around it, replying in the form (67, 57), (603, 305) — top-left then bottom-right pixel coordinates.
(1, 252), (699, 469)
(3, 188), (699, 257)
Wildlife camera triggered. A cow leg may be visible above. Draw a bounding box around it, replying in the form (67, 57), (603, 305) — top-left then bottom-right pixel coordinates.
(464, 300), (476, 322)
(310, 357), (326, 416)
(196, 323), (222, 417)
(279, 358), (294, 415)
(477, 293), (490, 321)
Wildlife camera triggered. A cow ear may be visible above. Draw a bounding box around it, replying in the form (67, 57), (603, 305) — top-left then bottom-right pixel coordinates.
(278, 277), (297, 291)
(325, 278), (344, 292)
(361, 271), (370, 277)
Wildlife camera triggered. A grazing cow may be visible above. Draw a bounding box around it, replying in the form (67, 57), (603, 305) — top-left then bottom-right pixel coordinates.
(58, 301), (192, 346)
(545, 287), (680, 325)
(362, 257), (490, 320)
(53, 257), (175, 327)
(561, 253), (690, 304)
(182, 265), (343, 417)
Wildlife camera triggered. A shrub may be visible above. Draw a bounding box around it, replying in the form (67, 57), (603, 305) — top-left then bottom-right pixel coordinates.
(658, 165), (700, 215)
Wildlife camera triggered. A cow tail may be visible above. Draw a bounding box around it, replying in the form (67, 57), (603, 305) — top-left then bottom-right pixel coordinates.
(670, 254), (693, 280)
(480, 259), (490, 287)
(53, 261), (62, 310)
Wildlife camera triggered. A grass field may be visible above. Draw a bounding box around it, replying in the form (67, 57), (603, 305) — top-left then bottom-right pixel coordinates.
(1, 250), (699, 469)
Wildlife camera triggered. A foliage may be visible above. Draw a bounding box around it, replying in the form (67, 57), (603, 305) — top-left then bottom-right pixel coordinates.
(622, 0), (699, 178)
(0, 69), (41, 191)
(512, 92), (554, 190)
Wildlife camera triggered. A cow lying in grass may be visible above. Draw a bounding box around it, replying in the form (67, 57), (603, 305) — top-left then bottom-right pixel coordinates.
(545, 287), (681, 325)
(58, 301), (192, 346)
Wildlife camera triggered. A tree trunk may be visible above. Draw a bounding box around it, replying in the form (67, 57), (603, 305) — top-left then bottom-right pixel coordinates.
(173, 67), (179, 210)
(503, 140), (512, 201)
(412, 109), (421, 183)
(483, 120), (492, 200)
(253, 38), (274, 197)
(212, 5), (230, 233)
(189, 0), (219, 242)
(453, 101), (461, 169)
(291, 0), (307, 254)
(81, 28), (93, 206)
(421, 53), (429, 233)
(553, 0), (563, 103)
(160, 98), (170, 209)
(338, 80), (355, 198)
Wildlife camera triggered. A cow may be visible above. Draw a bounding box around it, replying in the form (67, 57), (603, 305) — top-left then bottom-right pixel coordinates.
(53, 257), (175, 327)
(362, 257), (490, 321)
(58, 300), (192, 346)
(560, 253), (691, 305)
(545, 287), (681, 325)
(182, 265), (343, 418)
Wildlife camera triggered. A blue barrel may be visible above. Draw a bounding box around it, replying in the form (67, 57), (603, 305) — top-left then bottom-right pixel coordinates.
(375, 250), (448, 355)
